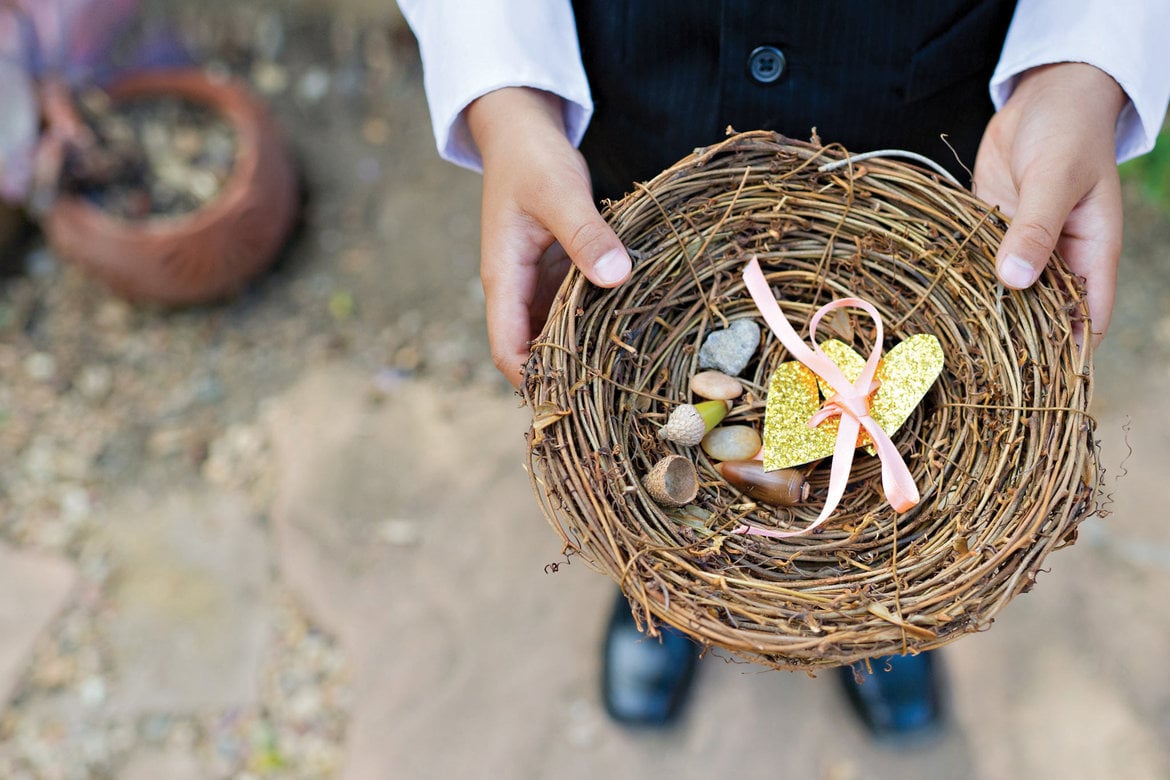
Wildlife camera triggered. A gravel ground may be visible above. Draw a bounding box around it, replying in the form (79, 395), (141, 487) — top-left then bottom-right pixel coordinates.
(2, 2), (1168, 778)
(0, 2), (490, 777)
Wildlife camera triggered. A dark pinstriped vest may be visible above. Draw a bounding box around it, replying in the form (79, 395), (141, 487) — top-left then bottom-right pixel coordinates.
(571, 1), (1017, 200)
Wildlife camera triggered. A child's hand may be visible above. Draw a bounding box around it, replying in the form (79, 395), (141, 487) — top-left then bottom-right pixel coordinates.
(974, 62), (1127, 345)
(467, 87), (631, 387)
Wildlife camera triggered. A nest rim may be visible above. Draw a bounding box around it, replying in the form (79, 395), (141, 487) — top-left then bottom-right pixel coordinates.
(523, 131), (1100, 670)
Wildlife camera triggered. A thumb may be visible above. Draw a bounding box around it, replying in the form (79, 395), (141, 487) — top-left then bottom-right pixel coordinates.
(994, 173), (1082, 290)
(543, 188), (632, 288)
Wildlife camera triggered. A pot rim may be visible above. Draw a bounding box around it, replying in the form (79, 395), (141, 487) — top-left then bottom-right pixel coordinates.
(49, 67), (278, 237)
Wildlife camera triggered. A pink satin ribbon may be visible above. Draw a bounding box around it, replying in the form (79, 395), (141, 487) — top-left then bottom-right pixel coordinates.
(732, 257), (920, 539)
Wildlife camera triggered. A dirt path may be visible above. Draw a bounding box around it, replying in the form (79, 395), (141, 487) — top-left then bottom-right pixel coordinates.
(2, 3), (1168, 778)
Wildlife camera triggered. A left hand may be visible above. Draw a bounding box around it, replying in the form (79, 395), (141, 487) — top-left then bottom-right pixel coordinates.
(973, 62), (1127, 344)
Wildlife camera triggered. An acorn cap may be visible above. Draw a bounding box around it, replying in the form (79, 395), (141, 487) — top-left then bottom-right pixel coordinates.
(642, 455), (699, 507)
(658, 400), (731, 446)
(657, 404), (707, 446)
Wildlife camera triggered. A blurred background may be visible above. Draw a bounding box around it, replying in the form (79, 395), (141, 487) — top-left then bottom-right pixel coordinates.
(0, 1), (1168, 778)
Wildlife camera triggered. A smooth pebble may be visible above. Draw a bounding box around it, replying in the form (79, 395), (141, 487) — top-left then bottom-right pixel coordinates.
(701, 425), (762, 462)
(689, 370), (744, 400)
(698, 320), (759, 376)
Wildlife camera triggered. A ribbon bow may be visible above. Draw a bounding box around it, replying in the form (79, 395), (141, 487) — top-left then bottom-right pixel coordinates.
(733, 257), (920, 538)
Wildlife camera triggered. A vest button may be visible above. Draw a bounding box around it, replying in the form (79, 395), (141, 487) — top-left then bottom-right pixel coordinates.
(748, 45), (786, 84)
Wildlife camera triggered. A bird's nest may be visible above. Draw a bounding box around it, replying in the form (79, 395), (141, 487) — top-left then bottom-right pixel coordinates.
(523, 131), (1100, 670)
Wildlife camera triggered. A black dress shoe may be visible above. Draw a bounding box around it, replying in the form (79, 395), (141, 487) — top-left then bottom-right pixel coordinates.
(601, 592), (699, 727)
(838, 651), (946, 745)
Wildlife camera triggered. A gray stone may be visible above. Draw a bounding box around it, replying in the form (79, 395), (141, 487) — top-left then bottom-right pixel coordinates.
(0, 543), (78, 707)
(698, 319), (760, 376)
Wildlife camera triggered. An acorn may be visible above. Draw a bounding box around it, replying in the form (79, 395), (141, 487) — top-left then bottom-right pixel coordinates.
(658, 400), (731, 446)
(715, 460), (809, 506)
(642, 455), (699, 506)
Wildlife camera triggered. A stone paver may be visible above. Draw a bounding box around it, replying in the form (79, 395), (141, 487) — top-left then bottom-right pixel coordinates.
(0, 542), (78, 707)
(92, 486), (273, 714)
(264, 349), (1170, 780)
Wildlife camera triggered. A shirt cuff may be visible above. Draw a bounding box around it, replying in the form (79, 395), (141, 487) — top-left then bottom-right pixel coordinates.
(990, 1), (1170, 163)
(399, 0), (593, 173)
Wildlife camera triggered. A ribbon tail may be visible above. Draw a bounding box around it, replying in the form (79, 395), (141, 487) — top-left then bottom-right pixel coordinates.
(816, 414), (861, 524)
(733, 415), (860, 539)
(862, 418), (920, 512)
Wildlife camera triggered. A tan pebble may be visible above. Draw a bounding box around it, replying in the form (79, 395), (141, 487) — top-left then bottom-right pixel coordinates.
(252, 61), (289, 95)
(362, 117), (392, 145)
(77, 364), (114, 401)
(642, 455), (699, 506)
(23, 351), (57, 382)
(33, 654), (77, 688)
(701, 425), (762, 461)
(689, 370), (744, 400)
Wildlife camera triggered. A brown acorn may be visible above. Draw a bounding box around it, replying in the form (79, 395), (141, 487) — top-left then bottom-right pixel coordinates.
(715, 460), (809, 506)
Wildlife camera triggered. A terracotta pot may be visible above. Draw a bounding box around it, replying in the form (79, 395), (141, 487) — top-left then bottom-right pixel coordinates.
(43, 69), (299, 305)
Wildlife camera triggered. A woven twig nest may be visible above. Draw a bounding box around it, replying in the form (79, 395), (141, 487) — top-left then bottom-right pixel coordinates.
(523, 131), (1100, 670)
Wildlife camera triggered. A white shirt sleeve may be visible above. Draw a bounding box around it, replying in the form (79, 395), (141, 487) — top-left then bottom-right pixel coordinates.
(991, 0), (1170, 162)
(401, 0), (1170, 172)
(396, 0), (592, 172)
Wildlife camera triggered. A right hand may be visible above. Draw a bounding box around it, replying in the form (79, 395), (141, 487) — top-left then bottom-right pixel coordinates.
(467, 87), (632, 387)
(973, 63), (1126, 345)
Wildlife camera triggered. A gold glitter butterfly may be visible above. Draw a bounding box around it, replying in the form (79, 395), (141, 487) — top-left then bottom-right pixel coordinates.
(762, 334), (944, 472)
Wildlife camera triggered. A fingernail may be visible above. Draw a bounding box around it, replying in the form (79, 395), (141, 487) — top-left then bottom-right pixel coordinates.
(594, 248), (631, 286)
(998, 254), (1039, 288)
